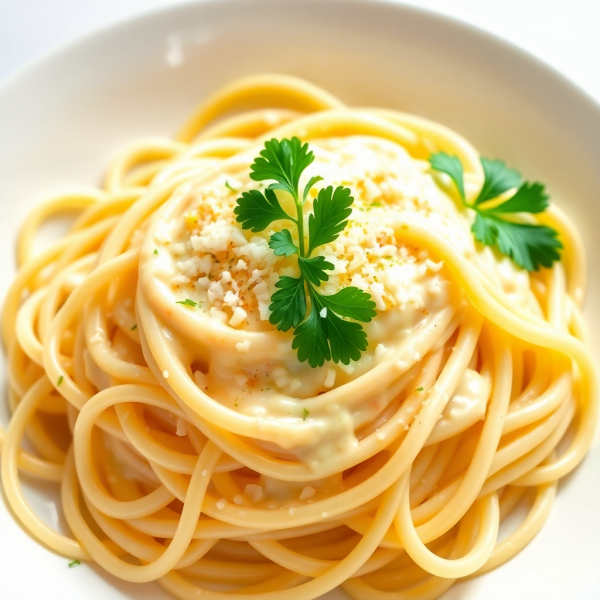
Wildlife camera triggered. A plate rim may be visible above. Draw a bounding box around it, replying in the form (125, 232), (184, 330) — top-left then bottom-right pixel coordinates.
(1, 0), (599, 118)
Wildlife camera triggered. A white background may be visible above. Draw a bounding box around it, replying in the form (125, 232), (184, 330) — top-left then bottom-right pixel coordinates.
(1, 0), (600, 103)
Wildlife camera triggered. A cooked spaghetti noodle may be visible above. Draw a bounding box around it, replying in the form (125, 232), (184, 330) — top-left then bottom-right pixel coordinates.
(0, 74), (597, 600)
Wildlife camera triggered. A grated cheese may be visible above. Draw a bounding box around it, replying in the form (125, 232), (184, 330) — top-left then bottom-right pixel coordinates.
(243, 484), (265, 503)
(235, 340), (251, 353)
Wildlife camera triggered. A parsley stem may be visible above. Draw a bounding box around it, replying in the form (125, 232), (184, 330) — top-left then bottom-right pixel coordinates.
(295, 198), (306, 257)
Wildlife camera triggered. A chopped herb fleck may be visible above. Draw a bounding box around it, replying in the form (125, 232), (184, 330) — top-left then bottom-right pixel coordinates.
(302, 408), (310, 420)
(68, 560), (81, 568)
(153, 249), (158, 255)
(130, 324), (137, 331)
(416, 387), (424, 392)
(176, 298), (199, 308)
(57, 376), (64, 387)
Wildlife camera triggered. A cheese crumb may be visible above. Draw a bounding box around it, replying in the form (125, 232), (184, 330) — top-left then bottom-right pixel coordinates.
(244, 484), (265, 503)
(299, 486), (316, 501)
(223, 290), (239, 308)
(375, 343), (387, 360)
(233, 495), (244, 505)
(275, 376), (290, 388)
(229, 306), (248, 327)
(216, 498), (227, 510)
(235, 340), (251, 353)
(155, 229), (171, 244)
(319, 307), (328, 318)
(339, 362), (355, 375)
(162, 370), (169, 379)
(426, 259), (444, 273)
(324, 369), (336, 388)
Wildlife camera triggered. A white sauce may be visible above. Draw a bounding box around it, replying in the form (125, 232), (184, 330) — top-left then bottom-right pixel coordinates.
(427, 369), (491, 445)
(139, 135), (517, 466)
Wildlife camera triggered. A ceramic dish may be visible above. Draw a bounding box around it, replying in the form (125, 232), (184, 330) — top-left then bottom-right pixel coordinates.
(0, 1), (599, 598)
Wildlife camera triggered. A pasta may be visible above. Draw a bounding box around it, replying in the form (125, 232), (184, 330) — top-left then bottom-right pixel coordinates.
(0, 74), (597, 600)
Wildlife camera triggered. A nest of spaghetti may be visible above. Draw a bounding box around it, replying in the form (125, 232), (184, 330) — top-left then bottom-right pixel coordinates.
(2, 75), (596, 600)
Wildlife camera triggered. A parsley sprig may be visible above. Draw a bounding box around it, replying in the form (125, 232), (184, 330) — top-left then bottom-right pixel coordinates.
(429, 153), (562, 271)
(234, 137), (376, 367)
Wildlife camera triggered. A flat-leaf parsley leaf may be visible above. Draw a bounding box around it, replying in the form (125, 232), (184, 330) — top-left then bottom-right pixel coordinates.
(269, 229), (298, 257)
(249, 137), (314, 200)
(298, 256), (335, 286)
(476, 158), (521, 205)
(234, 188), (293, 232)
(269, 276), (306, 332)
(307, 185), (354, 255)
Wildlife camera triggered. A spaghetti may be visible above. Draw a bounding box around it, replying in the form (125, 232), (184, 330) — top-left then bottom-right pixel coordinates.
(0, 74), (597, 599)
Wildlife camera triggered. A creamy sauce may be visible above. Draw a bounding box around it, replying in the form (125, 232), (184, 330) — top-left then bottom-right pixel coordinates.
(427, 368), (491, 445)
(138, 136), (515, 462)
(143, 137), (466, 388)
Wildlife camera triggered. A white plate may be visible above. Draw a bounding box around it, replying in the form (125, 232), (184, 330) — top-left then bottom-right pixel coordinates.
(1, 1), (599, 599)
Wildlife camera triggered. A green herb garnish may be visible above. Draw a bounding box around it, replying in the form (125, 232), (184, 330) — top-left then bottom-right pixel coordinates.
(153, 249), (159, 255)
(175, 298), (199, 308)
(429, 153), (562, 271)
(130, 324), (137, 331)
(416, 387), (424, 392)
(68, 560), (80, 568)
(234, 138), (376, 367)
(57, 376), (64, 387)
(225, 180), (235, 191)
(302, 408), (310, 420)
